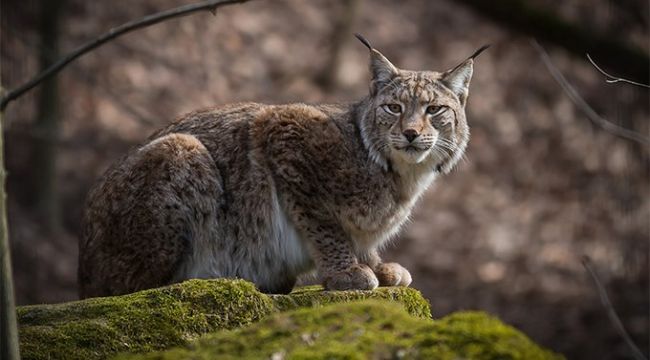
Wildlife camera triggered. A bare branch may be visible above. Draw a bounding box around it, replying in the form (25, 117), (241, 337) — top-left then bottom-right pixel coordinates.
(531, 40), (650, 146)
(581, 256), (648, 360)
(0, 0), (253, 111)
(587, 54), (650, 89)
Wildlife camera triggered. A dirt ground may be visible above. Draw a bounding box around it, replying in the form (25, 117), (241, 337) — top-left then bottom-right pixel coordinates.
(2, 1), (648, 359)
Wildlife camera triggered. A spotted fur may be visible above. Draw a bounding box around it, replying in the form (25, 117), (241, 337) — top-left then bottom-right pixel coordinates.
(78, 36), (484, 297)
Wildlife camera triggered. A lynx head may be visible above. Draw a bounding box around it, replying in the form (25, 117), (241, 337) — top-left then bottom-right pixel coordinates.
(356, 34), (487, 174)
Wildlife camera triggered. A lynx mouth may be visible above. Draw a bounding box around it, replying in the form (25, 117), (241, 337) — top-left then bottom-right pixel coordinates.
(396, 145), (425, 153)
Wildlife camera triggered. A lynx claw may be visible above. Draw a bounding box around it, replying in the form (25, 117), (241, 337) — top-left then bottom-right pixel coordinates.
(374, 262), (412, 287)
(323, 264), (379, 291)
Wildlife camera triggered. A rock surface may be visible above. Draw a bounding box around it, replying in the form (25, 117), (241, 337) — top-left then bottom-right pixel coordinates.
(120, 301), (562, 360)
(18, 279), (432, 359)
(18, 279), (561, 359)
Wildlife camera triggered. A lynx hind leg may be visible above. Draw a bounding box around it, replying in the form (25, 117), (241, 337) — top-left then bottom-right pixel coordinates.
(79, 133), (222, 298)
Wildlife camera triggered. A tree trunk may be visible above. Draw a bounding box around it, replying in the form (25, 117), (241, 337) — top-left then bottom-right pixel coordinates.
(31, 0), (64, 232)
(0, 65), (21, 360)
(319, 0), (361, 90)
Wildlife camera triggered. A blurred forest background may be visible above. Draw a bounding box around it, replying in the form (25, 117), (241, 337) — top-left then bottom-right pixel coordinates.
(1, 0), (648, 359)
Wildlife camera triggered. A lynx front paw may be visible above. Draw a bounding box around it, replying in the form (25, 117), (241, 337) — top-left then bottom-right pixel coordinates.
(323, 264), (379, 291)
(374, 262), (412, 287)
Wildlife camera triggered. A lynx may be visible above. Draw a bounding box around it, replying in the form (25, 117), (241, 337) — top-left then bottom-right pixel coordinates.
(78, 35), (487, 298)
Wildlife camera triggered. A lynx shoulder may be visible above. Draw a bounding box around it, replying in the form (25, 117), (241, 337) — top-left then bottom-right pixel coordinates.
(78, 35), (486, 297)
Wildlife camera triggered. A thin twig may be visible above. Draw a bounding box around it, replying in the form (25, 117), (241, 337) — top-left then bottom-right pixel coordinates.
(0, 0), (253, 111)
(531, 40), (650, 146)
(587, 54), (650, 89)
(581, 256), (648, 360)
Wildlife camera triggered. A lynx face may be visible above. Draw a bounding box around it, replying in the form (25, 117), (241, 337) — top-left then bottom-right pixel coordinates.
(357, 34), (487, 173)
(372, 71), (468, 166)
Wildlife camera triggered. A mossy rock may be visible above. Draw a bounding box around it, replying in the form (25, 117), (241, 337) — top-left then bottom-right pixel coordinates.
(118, 300), (562, 360)
(269, 285), (431, 319)
(18, 279), (431, 360)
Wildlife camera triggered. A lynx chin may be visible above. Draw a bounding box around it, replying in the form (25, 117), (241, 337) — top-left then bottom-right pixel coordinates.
(78, 34), (487, 297)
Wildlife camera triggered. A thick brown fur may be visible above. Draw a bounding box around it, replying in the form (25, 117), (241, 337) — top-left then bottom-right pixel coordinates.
(79, 37), (483, 298)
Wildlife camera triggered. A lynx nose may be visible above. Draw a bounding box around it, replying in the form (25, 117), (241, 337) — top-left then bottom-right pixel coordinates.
(403, 129), (419, 143)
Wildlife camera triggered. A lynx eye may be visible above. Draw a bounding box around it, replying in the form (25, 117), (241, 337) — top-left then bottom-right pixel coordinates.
(426, 105), (447, 117)
(382, 104), (402, 115)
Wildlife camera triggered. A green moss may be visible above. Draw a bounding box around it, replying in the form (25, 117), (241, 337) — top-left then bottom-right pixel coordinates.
(18, 279), (430, 360)
(118, 300), (562, 360)
(19, 279), (274, 360)
(270, 285), (431, 319)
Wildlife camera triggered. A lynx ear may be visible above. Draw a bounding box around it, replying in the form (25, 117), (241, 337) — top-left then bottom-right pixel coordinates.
(355, 34), (399, 94)
(441, 44), (489, 107)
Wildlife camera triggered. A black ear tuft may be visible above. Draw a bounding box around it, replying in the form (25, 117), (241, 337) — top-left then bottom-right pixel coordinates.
(441, 44), (489, 107)
(354, 33), (399, 94)
(354, 33), (373, 51)
(469, 44), (490, 60)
